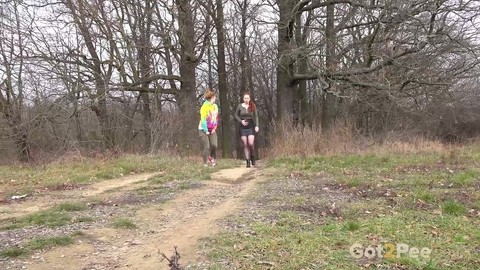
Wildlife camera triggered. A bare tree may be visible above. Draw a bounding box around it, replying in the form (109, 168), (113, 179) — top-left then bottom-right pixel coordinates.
(274, 0), (480, 134)
(210, 0), (234, 158)
(0, 1), (32, 161)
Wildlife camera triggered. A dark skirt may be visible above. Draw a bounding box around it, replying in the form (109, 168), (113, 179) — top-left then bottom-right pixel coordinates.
(239, 119), (255, 136)
(239, 127), (255, 137)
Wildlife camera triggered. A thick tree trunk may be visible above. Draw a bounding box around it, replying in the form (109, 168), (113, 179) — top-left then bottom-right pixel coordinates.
(322, 3), (337, 131)
(176, 0), (198, 150)
(276, 0), (296, 122)
(138, 0), (153, 152)
(94, 79), (115, 149)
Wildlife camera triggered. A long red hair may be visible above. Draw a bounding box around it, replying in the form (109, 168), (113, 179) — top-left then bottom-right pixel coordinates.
(243, 92), (256, 112)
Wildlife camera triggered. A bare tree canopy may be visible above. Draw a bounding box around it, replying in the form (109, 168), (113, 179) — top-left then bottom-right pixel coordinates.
(0, 0), (479, 161)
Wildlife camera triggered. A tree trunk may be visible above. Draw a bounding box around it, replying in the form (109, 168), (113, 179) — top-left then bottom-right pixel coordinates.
(236, 0), (248, 159)
(215, 0), (233, 158)
(140, 92), (152, 151)
(138, 0), (153, 152)
(123, 95), (141, 150)
(322, 3), (337, 131)
(276, 0), (296, 122)
(176, 0), (198, 150)
(66, 0), (114, 149)
(296, 10), (313, 126)
(0, 82), (30, 161)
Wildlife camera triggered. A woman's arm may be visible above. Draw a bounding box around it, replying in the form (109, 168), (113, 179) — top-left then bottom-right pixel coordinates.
(234, 104), (242, 123)
(254, 108), (259, 128)
(200, 104), (209, 133)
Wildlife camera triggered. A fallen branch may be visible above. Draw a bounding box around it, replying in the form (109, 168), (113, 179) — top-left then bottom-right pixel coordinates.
(160, 246), (181, 270)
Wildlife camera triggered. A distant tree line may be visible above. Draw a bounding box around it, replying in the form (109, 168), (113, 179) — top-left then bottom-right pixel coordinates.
(0, 0), (479, 161)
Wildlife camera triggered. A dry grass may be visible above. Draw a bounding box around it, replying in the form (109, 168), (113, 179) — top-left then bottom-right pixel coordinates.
(266, 119), (469, 158)
(375, 138), (447, 154)
(266, 120), (362, 157)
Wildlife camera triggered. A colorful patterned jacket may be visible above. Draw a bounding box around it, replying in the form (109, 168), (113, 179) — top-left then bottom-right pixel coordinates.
(198, 100), (219, 133)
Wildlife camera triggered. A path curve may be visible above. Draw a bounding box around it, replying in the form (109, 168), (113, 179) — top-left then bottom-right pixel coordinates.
(16, 165), (270, 270)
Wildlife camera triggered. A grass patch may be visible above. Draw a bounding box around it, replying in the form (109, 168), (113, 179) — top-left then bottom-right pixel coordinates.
(112, 218), (137, 229)
(413, 189), (438, 203)
(198, 143), (480, 269)
(18, 210), (71, 227)
(344, 221), (361, 232)
(53, 202), (86, 212)
(26, 236), (74, 250)
(1, 155), (241, 200)
(71, 230), (85, 237)
(0, 202), (92, 230)
(450, 169), (479, 187)
(0, 232), (81, 258)
(0, 154), (180, 194)
(441, 200), (467, 216)
(0, 247), (27, 258)
(341, 176), (363, 187)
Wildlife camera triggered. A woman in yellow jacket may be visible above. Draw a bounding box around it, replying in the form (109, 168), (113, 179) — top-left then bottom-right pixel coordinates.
(198, 89), (219, 167)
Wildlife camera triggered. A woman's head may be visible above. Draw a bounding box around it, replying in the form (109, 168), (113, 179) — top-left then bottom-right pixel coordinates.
(243, 93), (251, 104)
(204, 89), (216, 102)
(242, 92), (256, 112)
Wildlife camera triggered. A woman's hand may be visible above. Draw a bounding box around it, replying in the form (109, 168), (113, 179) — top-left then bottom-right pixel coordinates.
(241, 120), (248, 126)
(255, 126), (259, 133)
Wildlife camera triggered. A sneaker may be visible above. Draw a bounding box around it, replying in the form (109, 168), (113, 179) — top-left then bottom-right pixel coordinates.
(206, 156), (216, 167)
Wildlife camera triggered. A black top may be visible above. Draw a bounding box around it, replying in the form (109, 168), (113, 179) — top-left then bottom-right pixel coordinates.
(234, 104), (259, 129)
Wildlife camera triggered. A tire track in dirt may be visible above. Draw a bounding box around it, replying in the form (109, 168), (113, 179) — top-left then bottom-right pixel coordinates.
(121, 168), (262, 269)
(0, 172), (160, 221)
(20, 166), (271, 270)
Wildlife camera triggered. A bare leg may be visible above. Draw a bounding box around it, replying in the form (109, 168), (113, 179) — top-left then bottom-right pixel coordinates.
(247, 135), (255, 153)
(241, 136), (249, 159)
(248, 135), (255, 165)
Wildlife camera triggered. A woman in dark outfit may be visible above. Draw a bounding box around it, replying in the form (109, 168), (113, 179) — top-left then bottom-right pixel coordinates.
(234, 92), (259, 167)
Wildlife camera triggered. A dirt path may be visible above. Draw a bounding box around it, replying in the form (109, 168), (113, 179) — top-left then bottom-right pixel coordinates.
(5, 165), (270, 270)
(0, 173), (160, 221)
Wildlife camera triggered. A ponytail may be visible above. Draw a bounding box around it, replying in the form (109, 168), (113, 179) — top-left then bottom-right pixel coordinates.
(248, 100), (256, 112)
(243, 92), (256, 112)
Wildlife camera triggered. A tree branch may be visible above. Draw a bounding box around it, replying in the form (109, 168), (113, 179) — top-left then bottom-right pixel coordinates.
(128, 74), (182, 87)
(292, 40), (428, 82)
(300, 0), (387, 13)
(109, 86), (179, 95)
